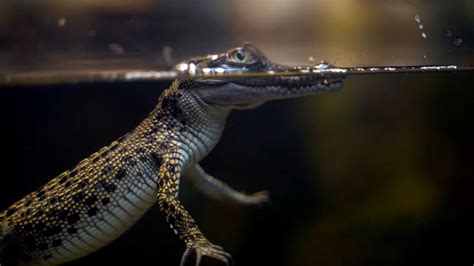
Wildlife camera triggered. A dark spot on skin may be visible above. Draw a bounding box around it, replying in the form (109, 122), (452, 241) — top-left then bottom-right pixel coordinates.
(121, 155), (134, 164)
(166, 164), (177, 173)
(25, 199), (33, 206)
(6, 207), (16, 217)
(155, 111), (165, 121)
(161, 95), (185, 123)
(150, 153), (162, 168)
(70, 168), (78, 177)
(161, 96), (171, 109)
(26, 209), (32, 215)
(101, 197), (110, 206)
(157, 178), (163, 187)
(38, 242), (48, 251)
(58, 174), (68, 184)
(57, 209), (68, 220)
(47, 209), (60, 218)
(168, 215), (176, 225)
(49, 196), (58, 204)
(35, 210), (45, 218)
(87, 207), (99, 217)
(110, 143), (118, 152)
(98, 180), (117, 193)
(44, 225), (62, 237)
(24, 223), (33, 231)
(36, 190), (46, 200)
(72, 192), (85, 203)
(78, 180), (88, 189)
(84, 195), (97, 206)
(52, 239), (62, 247)
(67, 213), (80, 225)
(159, 141), (169, 150)
(67, 227), (77, 235)
(135, 147), (145, 154)
(92, 156), (100, 163)
(118, 147), (127, 154)
(64, 181), (72, 188)
(101, 149), (110, 158)
(43, 254), (53, 260)
(102, 165), (112, 175)
(115, 168), (126, 180)
(46, 209), (67, 220)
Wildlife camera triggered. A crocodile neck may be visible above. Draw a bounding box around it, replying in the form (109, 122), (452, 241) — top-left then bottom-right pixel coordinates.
(142, 79), (230, 167)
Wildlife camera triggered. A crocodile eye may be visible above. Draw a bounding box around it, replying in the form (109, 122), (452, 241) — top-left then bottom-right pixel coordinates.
(229, 49), (250, 64)
(235, 50), (245, 61)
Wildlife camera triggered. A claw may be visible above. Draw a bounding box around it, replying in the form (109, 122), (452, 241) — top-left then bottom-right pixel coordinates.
(180, 242), (232, 266)
(180, 248), (192, 266)
(247, 190), (271, 206)
(195, 250), (202, 266)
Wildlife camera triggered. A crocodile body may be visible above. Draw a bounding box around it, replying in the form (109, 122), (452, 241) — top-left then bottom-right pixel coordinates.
(0, 44), (343, 265)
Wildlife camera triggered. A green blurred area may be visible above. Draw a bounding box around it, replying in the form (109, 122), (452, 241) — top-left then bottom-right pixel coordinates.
(289, 73), (473, 265)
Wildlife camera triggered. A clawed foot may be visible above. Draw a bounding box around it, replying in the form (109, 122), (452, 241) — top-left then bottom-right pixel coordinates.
(180, 241), (233, 266)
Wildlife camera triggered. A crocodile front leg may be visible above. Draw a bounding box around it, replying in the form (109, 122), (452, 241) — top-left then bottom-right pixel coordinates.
(157, 156), (233, 266)
(185, 164), (269, 206)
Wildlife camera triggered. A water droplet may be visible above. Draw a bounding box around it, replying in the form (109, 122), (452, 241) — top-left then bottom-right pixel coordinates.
(422, 55), (427, 59)
(308, 56), (315, 63)
(444, 30), (452, 36)
(315, 61), (330, 69)
(414, 15), (421, 23)
(421, 32), (427, 38)
(453, 37), (463, 46)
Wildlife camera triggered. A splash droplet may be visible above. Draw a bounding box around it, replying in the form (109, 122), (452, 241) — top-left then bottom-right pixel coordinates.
(444, 30), (452, 36)
(315, 61), (331, 69)
(414, 15), (421, 23)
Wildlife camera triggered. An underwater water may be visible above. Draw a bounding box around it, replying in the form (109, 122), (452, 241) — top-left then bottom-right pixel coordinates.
(1, 71), (473, 266)
(1, 0), (474, 265)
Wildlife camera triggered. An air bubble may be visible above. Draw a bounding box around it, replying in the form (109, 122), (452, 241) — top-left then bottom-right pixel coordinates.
(453, 37), (463, 46)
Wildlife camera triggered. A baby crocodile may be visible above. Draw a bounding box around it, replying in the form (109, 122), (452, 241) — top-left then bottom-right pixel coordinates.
(0, 43), (343, 265)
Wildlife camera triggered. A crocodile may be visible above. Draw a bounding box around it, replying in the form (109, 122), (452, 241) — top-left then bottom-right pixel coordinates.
(0, 43), (344, 265)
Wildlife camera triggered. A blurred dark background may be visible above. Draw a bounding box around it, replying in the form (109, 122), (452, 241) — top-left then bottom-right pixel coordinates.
(1, 0), (473, 265)
(0, 0), (473, 74)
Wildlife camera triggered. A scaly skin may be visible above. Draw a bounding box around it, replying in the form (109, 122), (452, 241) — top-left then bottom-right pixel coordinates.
(0, 43), (343, 265)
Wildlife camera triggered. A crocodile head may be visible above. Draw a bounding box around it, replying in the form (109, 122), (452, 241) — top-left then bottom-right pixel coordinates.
(176, 43), (344, 109)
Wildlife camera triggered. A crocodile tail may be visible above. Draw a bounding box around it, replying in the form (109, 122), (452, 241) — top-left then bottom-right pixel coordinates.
(0, 209), (5, 244)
